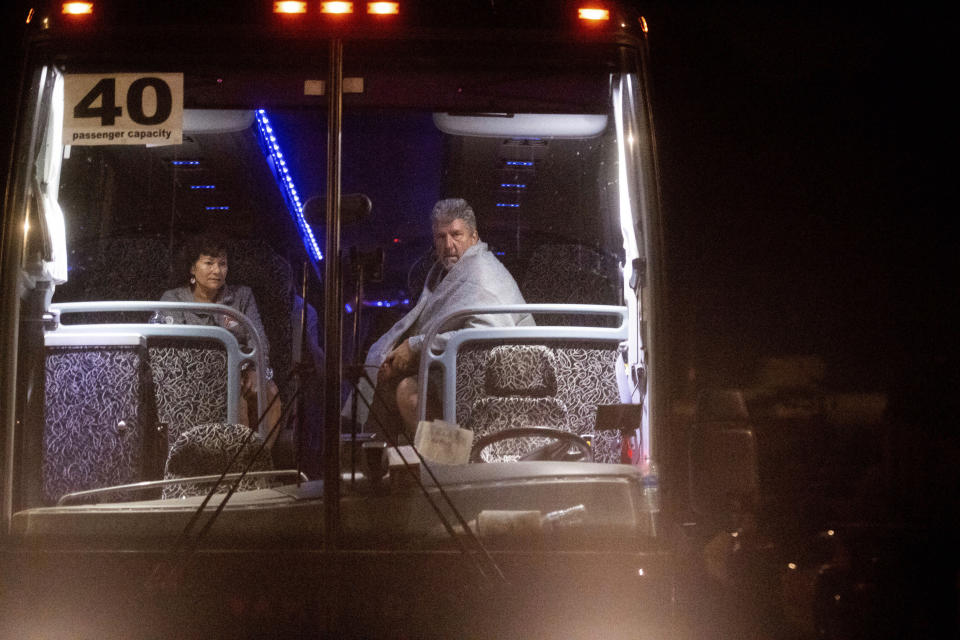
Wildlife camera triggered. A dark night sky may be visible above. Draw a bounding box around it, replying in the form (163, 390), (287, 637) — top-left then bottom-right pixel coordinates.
(642, 5), (956, 536)
(638, 5), (950, 395)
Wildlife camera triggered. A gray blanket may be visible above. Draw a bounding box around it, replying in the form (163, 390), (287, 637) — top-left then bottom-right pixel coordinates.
(347, 241), (532, 425)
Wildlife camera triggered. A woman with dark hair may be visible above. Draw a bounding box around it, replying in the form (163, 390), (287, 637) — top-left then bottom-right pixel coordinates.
(160, 234), (281, 440)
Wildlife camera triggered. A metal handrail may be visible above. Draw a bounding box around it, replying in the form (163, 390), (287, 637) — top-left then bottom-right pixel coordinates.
(50, 300), (269, 437)
(417, 303), (629, 423)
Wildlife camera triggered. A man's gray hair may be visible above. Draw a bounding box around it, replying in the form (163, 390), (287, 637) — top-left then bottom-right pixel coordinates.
(431, 198), (477, 232)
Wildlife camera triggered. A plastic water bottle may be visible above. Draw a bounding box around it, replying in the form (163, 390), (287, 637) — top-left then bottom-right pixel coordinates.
(542, 504), (586, 531)
(642, 462), (660, 536)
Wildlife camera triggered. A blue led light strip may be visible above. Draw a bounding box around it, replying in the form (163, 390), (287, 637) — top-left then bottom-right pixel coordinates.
(253, 109), (323, 262)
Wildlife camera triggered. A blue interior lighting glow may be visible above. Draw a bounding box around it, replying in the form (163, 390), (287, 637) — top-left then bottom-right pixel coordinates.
(254, 109), (324, 263)
(190, 185), (216, 189)
(500, 183), (527, 189)
(170, 160), (200, 166)
(496, 203), (521, 208)
(360, 298), (410, 308)
(505, 161), (534, 166)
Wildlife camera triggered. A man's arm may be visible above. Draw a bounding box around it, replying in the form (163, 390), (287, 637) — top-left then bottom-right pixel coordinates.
(380, 338), (418, 382)
(406, 302), (527, 358)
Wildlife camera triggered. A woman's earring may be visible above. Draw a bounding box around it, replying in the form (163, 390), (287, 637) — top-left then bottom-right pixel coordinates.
(190, 276), (196, 285)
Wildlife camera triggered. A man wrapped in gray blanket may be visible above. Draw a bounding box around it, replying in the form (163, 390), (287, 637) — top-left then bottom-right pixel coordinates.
(351, 198), (533, 438)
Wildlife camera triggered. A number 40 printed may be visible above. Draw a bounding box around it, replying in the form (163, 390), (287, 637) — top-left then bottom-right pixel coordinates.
(64, 73), (183, 146)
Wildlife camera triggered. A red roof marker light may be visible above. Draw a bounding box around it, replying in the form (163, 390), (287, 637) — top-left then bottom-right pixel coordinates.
(274, 1), (308, 14)
(62, 2), (94, 15)
(578, 7), (609, 22)
(367, 2), (399, 15)
(321, 1), (354, 14)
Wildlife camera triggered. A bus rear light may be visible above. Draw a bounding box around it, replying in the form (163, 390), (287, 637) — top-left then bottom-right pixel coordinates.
(321, 1), (353, 13)
(577, 7), (609, 22)
(367, 2), (399, 14)
(273, 1), (307, 14)
(62, 2), (93, 14)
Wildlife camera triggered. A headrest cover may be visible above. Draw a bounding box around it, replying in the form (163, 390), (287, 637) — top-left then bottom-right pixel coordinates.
(484, 345), (557, 397)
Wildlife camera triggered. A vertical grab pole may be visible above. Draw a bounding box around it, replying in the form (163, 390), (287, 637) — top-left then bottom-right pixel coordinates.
(296, 261), (309, 483)
(323, 37), (344, 550)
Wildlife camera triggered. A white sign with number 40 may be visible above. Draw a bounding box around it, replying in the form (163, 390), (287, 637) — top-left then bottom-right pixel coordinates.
(63, 73), (184, 146)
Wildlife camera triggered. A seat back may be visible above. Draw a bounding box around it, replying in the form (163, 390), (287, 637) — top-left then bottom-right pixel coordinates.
(148, 338), (229, 450)
(42, 342), (155, 503)
(456, 341), (622, 462)
(42, 314), (250, 504)
(220, 237), (294, 392)
(458, 345), (569, 461)
(520, 244), (621, 326)
(163, 422), (273, 499)
(52, 235), (171, 323)
(421, 304), (629, 464)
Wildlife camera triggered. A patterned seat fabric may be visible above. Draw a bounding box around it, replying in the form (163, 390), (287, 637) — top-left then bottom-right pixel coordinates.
(43, 346), (154, 504)
(163, 422), (274, 499)
(470, 397), (569, 462)
(42, 342), (230, 504)
(483, 345), (556, 397)
(148, 340), (229, 449)
(456, 342), (621, 463)
(52, 235), (171, 323)
(44, 236), (293, 502)
(218, 238), (294, 400)
(520, 244), (621, 327)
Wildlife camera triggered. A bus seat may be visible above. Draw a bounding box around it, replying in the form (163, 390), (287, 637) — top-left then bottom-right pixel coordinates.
(42, 337), (234, 504)
(54, 234), (294, 394)
(42, 344), (155, 504)
(148, 339), (229, 451)
(162, 422), (273, 499)
(455, 342), (622, 463)
(520, 244), (621, 326)
(461, 345), (569, 461)
(52, 235), (171, 322)
(218, 238), (294, 398)
(552, 343), (623, 463)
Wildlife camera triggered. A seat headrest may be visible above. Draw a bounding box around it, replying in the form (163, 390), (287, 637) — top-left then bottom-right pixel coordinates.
(484, 345), (557, 397)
